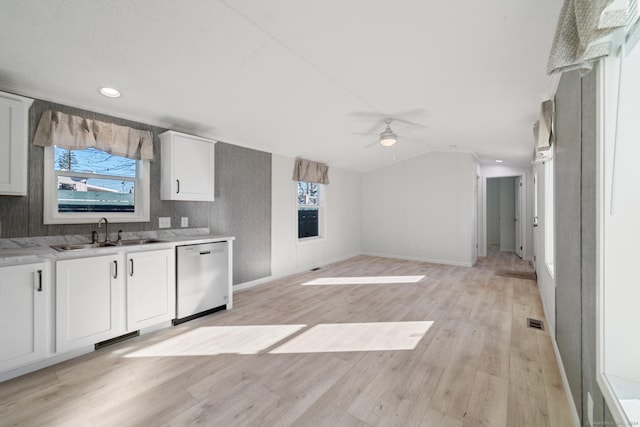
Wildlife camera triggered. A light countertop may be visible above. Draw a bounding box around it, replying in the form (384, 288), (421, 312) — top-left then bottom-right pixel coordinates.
(0, 228), (235, 266)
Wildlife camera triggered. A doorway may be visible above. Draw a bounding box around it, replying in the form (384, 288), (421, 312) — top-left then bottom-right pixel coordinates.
(486, 176), (523, 257)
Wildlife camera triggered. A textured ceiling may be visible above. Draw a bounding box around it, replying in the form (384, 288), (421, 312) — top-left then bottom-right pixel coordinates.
(0, 1), (561, 172)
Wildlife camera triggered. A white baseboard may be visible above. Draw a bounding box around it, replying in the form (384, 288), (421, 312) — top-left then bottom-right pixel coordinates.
(538, 286), (581, 427)
(234, 251), (476, 293)
(0, 346), (94, 383)
(549, 331), (582, 427)
(233, 252), (363, 292)
(361, 251), (474, 268)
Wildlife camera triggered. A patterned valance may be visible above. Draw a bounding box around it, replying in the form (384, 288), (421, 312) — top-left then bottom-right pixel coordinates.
(537, 100), (554, 149)
(547, 0), (636, 75)
(292, 158), (330, 184)
(33, 110), (154, 161)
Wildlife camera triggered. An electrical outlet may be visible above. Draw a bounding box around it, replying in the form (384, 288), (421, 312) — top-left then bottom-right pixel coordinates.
(158, 217), (171, 228)
(587, 391), (594, 427)
(181, 217), (188, 227)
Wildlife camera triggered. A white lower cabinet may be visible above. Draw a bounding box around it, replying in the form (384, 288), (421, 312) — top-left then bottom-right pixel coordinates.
(0, 262), (50, 373)
(56, 254), (125, 353)
(126, 248), (175, 331)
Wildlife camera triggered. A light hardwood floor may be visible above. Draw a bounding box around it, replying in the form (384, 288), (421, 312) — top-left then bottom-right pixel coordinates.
(0, 254), (574, 427)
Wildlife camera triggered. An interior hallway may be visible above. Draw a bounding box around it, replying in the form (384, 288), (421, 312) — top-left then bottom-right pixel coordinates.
(0, 254), (571, 426)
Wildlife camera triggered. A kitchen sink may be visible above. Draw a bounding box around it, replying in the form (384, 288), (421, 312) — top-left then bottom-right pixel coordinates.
(50, 242), (117, 252)
(110, 238), (167, 246)
(50, 238), (167, 252)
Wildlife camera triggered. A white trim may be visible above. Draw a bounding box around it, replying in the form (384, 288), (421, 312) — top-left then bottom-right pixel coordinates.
(233, 252), (362, 292)
(479, 174), (528, 260)
(43, 146), (150, 224)
(361, 252), (474, 267)
(536, 258), (577, 425)
(550, 328), (582, 427)
(594, 52), (634, 427)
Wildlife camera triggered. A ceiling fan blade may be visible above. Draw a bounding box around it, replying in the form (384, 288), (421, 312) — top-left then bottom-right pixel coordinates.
(364, 140), (380, 149)
(387, 108), (427, 119)
(393, 117), (428, 128)
(351, 119), (385, 135)
(351, 131), (377, 136)
(349, 111), (385, 119)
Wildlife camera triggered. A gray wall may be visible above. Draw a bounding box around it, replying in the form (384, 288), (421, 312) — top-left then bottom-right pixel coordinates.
(554, 69), (613, 426)
(210, 142), (271, 285)
(555, 69), (583, 416)
(0, 98), (271, 285)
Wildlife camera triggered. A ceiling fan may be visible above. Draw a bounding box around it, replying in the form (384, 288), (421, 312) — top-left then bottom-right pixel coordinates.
(358, 117), (426, 149)
(378, 118), (398, 147)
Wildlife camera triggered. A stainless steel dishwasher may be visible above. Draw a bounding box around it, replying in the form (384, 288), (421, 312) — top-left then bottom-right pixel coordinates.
(174, 241), (229, 325)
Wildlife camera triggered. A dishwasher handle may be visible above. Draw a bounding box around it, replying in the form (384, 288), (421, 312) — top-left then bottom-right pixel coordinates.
(199, 250), (211, 255)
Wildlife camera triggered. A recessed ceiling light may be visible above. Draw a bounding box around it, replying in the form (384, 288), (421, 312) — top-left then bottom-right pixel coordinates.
(495, 159), (504, 163)
(449, 145), (458, 149)
(99, 87), (121, 98)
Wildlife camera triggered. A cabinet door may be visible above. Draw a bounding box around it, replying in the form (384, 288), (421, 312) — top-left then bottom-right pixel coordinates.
(0, 92), (33, 195)
(56, 254), (124, 353)
(160, 131), (215, 201)
(0, 263), (49, 372)
(126, 249), (175, 331)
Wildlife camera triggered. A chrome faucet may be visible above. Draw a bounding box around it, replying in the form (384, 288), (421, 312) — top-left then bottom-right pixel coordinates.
(97, 217), (109, 243)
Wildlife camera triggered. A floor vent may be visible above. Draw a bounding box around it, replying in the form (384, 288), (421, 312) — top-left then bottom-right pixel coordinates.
(310, 267), (321, 271)
(527, 318), (544, 331)
(95, 331), (139, 350)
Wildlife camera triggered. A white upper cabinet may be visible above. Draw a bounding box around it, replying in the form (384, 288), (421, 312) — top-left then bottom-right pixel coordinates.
(0, 91), (33, 196)
(160, 130), (216, 201)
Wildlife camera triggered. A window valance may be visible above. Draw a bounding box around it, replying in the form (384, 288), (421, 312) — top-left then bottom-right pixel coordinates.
(33, 110), (154, 161)
(538, 99), (554, 150)
(292, 158), (330, 185)
(547, 0), (636, 75)
(532, 100), (554, 162)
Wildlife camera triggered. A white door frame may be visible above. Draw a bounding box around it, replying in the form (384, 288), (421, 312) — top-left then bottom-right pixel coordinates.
(480, 174), (526, 258)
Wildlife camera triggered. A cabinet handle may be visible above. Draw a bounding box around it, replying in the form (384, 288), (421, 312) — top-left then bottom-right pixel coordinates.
(113, 260), (118, 279)
(36, 269), (43, 292)
(130, 259), (134, 276)
(176, 179), (180, 194)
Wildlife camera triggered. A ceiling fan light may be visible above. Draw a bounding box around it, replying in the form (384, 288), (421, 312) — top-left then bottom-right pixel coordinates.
(379, 129), (397, 147)
(380, 136), (397, 147)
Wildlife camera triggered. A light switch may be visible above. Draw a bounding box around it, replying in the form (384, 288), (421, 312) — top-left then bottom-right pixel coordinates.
(159, 217), (171, 228)
(181, 217), (188, 227)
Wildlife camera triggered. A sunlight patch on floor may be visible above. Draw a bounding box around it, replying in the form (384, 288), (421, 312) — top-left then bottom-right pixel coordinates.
(125, 324), (306, 357)
(269, 321), (433, 354)
(301, 275), (425, 286)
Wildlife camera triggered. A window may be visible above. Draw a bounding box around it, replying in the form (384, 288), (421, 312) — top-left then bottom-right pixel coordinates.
(44, 145), (150, 224)
(544, 155), (554, 276)
(297, 181), (321, 239)
(597, 46), (640, 426)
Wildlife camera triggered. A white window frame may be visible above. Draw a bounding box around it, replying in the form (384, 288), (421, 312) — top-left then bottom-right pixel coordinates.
(596, 43), (640, 427)
(43, 145), (150, 224)
(297, 181), (324, 241)
(544, 153), (555, 278)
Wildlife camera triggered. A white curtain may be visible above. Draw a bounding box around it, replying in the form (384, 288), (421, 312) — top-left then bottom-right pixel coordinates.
(34, 110), (154, 161)
(292, 158), (330, 184)
(547, 0), (635, 75)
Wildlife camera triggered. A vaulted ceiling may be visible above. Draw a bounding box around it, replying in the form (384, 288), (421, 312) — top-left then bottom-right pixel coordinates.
(0, 1), (561, 172)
